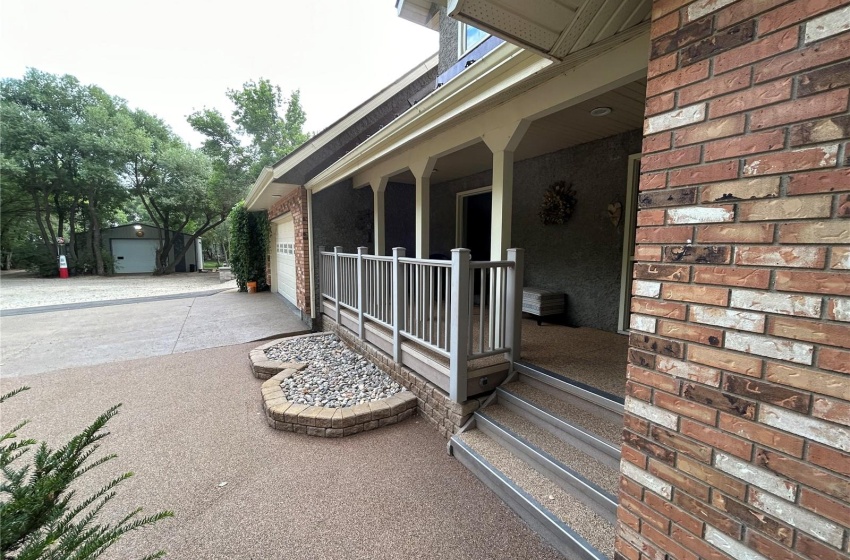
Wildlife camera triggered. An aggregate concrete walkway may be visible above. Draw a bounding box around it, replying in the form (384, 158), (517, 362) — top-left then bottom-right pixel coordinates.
(0, 344), (563, 560)
(0, 291), (308, 377)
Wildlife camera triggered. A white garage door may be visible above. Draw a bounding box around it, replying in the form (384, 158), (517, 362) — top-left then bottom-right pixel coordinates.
(276, 216), (297, 305)
(112, 239), (159, 274)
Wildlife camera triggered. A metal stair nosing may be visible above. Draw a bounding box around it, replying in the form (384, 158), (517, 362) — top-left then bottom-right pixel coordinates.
(449, 435), (611, 560)
(475, 411), (619, 526)
(496, 387), (622, 471)
(515, 363), (624, 426)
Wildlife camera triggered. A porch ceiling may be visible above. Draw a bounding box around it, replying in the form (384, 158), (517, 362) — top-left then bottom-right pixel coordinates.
(385, 78), (646, 185)
(448, 0), (651, 61)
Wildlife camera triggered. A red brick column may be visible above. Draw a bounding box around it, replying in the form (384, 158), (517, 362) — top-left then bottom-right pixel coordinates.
(268, 187), (311, 316)
(620, 2), (850, 560)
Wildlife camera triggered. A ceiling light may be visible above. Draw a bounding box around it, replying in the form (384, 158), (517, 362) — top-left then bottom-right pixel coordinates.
(590, 107), (612, 117)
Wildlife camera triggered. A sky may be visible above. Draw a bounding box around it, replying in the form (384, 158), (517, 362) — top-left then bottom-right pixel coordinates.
(0, 0), (438, 146)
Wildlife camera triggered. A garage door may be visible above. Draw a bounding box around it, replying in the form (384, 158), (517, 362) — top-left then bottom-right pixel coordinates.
(112, 239), (159, 274)
(276, 216), (297, 304)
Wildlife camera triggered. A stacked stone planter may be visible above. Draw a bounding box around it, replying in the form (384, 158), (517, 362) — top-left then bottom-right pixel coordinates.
(250, 334), (417, 437)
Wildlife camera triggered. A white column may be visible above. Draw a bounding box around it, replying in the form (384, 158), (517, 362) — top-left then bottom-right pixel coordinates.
(370, 176), (388, 256)
(483, 120), (530, 260)
(490, 150), (515, 260)
(410, 156), (437, 259)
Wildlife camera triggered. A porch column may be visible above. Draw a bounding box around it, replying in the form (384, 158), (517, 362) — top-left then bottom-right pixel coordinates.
(370, 176), (388, 256)
(410, 156), (437, 259)
(483, 120), (530, 260)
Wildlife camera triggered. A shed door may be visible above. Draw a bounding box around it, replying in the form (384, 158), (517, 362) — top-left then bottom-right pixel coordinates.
(112, 239), (158, 274)
(276, 216), (297, 305)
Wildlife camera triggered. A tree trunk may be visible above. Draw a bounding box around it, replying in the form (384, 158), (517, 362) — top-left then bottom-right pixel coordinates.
(67, 201), (79, 266)
(86, 202), (105, 275)
(164, 218), (223, 275)
(31, 192), (57, 259)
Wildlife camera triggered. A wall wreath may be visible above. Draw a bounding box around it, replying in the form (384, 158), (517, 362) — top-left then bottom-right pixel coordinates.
(538, 181), (577, 225)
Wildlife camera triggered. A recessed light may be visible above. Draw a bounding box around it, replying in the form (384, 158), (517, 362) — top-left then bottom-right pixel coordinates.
(590, 107), (612, 117)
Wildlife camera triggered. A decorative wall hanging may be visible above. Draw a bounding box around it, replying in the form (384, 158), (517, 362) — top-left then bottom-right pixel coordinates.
(608, 201), (622, 227)
(538, 181), (577, 225)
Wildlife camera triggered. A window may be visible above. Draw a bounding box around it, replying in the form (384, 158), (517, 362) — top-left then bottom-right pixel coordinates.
(458, 22), (488, 57)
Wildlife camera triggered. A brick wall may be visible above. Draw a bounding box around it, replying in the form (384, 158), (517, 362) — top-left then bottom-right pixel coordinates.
(268, 187), (311, 316)
(620, 2), (850, 560)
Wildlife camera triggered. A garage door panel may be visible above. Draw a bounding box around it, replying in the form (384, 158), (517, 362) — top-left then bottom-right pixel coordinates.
(112, 239), (158, 274)
(276, 218), (296, 305)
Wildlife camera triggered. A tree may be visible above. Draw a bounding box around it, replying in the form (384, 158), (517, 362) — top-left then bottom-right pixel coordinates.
(123, 110), (242, 275)
(229, 202), (269, 291)
(0, 70), (132, 275)
(0, 387), (173, 559)
(188, 78), (311, 194)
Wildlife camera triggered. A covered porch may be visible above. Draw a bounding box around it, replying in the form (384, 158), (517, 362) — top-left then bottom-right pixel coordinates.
(308, 33), (647, 401)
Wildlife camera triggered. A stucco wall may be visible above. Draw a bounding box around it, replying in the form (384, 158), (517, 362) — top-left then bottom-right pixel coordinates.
(438, 9), (459, 77)
(430, 129), (642, 331)
(312, 179), (373, 255)
(513, 130), (642, 331)
(385, 182), (416, 255)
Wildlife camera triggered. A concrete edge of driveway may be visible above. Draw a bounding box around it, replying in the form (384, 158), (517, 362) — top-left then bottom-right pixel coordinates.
(0, 288), (234, 317)
(251, 333), (418, 438)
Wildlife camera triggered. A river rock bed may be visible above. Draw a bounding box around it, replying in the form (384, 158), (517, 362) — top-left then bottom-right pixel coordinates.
(264, 334), (402, 408)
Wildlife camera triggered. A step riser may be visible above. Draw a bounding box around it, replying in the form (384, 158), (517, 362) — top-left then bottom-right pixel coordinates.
(497, 388), (621, 471)
(450, 436), (610, 560)
(519, 371), (624, 427)
(476, 412), (618, 525)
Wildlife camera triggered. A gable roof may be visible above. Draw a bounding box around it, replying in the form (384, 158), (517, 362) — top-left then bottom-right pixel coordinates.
(245, 53), (438, 211)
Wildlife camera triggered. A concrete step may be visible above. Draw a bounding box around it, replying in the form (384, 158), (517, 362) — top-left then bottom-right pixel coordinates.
(498, 380), (622, 470)
(514, 362), (624, 426)
(476, 404), (619, 524)
(452, 430), (614, 560)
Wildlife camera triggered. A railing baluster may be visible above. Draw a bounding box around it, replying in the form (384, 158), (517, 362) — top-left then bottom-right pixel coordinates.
(489, 266), (496, 351)
(479, 268), (485, 354)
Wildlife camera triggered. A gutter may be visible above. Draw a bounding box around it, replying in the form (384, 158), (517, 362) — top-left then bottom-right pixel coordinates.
(304, 41), (548, 193)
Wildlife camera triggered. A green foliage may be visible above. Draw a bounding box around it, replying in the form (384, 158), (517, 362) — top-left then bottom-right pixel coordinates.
(0, 387), (172, 560)
(229, 201), (269, 291)
(1, 69), (135, 275)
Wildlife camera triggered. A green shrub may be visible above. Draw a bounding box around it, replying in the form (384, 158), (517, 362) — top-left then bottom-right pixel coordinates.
(0, 387), (173, 559)
(229, 201), (270, 292)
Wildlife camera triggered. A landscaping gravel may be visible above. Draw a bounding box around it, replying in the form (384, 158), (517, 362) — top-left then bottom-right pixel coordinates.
(265, 334), (402, 408)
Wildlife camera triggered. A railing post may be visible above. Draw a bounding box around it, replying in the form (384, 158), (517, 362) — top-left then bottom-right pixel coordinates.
(450, 248), (471, 403)
(318, 245), (325, 302)
(357, 246), (367, 340)
(505, 248), (524, 363)
(392, 247), (406, 363)
(333, 246), (342, 325)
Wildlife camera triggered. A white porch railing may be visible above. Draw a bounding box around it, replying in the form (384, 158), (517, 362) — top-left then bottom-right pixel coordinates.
(319, 245), (524, 403)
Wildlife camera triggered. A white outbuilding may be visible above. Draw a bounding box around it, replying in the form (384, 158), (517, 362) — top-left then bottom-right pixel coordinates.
(102, 223), (203, 274)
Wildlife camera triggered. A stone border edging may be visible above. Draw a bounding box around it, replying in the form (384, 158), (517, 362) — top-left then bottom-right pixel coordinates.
(251, 332), (417, 437)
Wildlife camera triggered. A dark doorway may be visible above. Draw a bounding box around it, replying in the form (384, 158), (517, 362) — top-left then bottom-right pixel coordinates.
(462, 191), (492, 260)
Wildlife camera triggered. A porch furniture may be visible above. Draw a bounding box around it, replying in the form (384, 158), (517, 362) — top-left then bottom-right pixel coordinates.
(522, 288), (565, 325)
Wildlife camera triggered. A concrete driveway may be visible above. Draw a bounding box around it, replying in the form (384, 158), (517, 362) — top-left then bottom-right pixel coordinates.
(0, 344), (561, 559)
(0, 306), (562, 558)
(1, 290), (308, 377)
